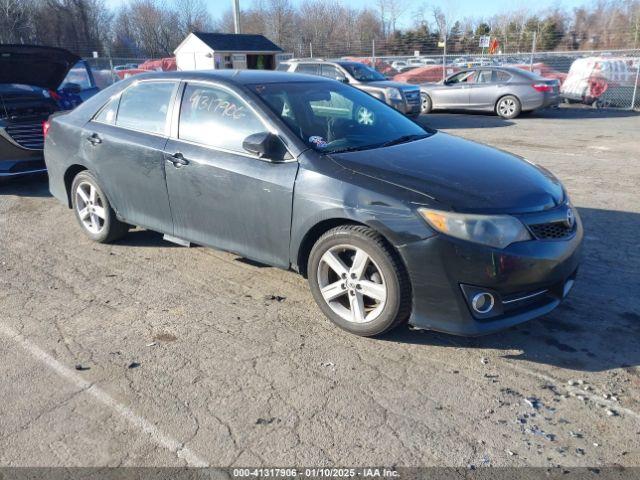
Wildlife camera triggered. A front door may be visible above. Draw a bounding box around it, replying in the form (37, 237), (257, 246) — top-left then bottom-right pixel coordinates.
(434, 71), (474, 108)
(81, 80), (178, 233)
(164, 82), (298, 268)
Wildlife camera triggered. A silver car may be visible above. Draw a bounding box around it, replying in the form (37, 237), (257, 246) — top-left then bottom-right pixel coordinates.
(278, 59), (422, 117)
(420, 67), (561, 119)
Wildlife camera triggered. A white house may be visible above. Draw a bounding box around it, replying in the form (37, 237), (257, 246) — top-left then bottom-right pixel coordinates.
(174, 32), (287, 71)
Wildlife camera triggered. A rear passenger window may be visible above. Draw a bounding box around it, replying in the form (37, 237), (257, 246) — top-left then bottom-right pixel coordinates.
(178, 84), (265, 152)
(476, 70), (493, 83)
(496, 71), (512, 82)
(296, 63), (320, 75)
(94, 95), (120, 124)
(116, 81), (176, 134)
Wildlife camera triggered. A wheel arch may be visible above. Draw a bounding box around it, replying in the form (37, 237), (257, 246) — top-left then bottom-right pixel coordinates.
(63, 164), (88, 208)
(295, 217), (404, 278)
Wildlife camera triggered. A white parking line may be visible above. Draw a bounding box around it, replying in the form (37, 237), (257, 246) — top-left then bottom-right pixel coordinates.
(0, 323), (209, 467)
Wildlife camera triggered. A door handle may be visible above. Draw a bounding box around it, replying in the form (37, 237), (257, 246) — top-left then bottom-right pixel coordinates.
(86, 133), (102, 145)
(166, 152), (189, 167)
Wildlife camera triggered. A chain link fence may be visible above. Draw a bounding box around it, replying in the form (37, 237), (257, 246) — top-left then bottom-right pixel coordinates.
(82, 49), (640, 111)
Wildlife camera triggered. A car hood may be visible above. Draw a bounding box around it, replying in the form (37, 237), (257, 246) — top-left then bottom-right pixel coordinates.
(366, 80), (419, 90)
(0, 45), (80, 90)
(328, 132), (565, 214)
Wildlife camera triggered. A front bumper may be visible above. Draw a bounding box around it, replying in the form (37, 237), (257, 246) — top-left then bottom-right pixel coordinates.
(388, 97), (421, 116)
(398, 211), (583, 336)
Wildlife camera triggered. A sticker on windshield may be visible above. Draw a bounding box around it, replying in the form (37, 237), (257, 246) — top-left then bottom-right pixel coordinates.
(356, 106), (375, 125)
(309, 135), (328, 148)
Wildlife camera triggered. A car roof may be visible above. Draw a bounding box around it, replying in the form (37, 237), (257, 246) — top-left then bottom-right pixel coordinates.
(124, 70), (332, 85)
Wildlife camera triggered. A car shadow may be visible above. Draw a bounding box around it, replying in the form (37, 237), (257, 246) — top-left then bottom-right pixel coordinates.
(114, 229), (181, 248)
(0, 174), (51, 198)
(419, 112), (516, 129)
(380, 206), (640, 373)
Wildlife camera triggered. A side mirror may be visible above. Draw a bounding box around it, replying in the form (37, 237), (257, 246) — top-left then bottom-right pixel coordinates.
(242, 132), (282, 159)
(61, 82), (82, 94)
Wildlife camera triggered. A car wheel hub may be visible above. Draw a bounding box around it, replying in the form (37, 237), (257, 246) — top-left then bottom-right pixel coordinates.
(317, 245), (387, 324)
(76, 181), (106, 235)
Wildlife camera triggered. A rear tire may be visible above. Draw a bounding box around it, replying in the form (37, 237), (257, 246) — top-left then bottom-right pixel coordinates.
(420, 92), (433, 114)
(307, 225), (411, 337)
(71, 171), (128, 243)
(496, 95), (521, 119)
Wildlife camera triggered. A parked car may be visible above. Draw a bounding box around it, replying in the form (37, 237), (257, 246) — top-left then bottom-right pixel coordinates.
(0, 45), (98, 179)
(419, 67), (561, 118)
(561, 57), (636, 106)
(44, 71), (582, 337)
(278, 59), (421, 117)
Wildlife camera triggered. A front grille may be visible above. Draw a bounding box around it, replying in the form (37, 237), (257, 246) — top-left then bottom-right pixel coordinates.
(4, 122), (44, 150)
(529, 221), (574, 240)
(404, 90), (421, 105)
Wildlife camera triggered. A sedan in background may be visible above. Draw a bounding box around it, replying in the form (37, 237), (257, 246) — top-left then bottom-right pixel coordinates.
(44, 71), (581, 337)
(419, 67), (561, 118)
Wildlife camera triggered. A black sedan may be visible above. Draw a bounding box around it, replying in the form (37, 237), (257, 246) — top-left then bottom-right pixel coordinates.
(44, 71), (582, 337)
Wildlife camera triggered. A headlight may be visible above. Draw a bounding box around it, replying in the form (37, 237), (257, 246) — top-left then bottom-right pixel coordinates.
(418, 208), (532, 249)
(385, 87), (402, 100)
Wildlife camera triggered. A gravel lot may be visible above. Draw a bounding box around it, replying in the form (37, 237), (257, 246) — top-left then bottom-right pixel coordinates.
(0, 106), (639, 468)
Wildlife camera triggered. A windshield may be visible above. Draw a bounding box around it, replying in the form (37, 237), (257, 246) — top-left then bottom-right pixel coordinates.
(340, 63), (386, 82)
(251, 81), (432, 154)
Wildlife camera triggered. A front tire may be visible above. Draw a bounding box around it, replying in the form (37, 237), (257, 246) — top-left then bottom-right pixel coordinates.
(307, 225), (411, 336)
(71, 171), (128, 243)
(496, 95), (521, 119)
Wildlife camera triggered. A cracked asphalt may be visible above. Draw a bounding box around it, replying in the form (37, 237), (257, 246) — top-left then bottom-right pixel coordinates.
(0, 106), (639, 467)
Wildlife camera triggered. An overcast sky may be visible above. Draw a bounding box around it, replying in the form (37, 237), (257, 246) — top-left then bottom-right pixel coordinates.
(105, 0), (595, 29)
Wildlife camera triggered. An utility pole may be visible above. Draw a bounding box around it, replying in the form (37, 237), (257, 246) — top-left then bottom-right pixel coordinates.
(232, 0), (241, 34)
(529, 31), (537, 72)
(442, 34), (447, 82)
(372, 39), (376, 66)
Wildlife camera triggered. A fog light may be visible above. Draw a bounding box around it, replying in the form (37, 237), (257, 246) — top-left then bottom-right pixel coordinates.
(471, 292), (495, 314)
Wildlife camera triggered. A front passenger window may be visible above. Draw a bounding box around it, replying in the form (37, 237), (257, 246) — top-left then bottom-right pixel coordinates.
(178, 84), (266, 153)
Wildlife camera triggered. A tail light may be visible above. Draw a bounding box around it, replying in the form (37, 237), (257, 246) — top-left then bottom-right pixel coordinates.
(532, 83), (553, 92)
(42, 120), (51, 139)
(48, 89), (61, 101)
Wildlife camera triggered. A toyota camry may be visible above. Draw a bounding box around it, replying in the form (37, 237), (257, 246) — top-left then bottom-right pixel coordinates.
(44, 71), (582, 337)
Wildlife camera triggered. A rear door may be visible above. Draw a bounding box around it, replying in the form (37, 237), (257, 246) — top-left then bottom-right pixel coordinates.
(163, 81), (298, 267)
(81, 80), (178, 233)
(468, 69), (501, 108)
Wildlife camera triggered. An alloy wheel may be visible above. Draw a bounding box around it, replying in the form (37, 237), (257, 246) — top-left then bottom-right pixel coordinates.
(498, 98), (516, 117)
(75, 181), (106, 234)
(317, 244), (387, 324)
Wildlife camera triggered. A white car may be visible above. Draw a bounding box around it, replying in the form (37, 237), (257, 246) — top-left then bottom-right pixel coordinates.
(561, 57), (635, 103)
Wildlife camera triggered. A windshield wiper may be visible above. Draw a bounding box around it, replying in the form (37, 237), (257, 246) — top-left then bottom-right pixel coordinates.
(380, 134), (429, 148)
(326, 144), (378, 154)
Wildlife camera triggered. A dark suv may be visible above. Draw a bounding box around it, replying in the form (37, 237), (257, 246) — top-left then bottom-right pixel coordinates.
(0, 45), (97, 179)
(278, 59), (421, 117)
